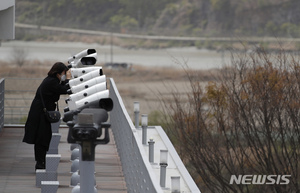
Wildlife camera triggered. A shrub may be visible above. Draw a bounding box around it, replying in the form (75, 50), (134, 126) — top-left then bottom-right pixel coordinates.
(161, 46), (300, 192)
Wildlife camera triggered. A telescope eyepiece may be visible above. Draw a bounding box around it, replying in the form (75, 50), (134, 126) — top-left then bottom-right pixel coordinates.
(64, 107), (70, 112)
(65, 98), (70, 104)
(67, 89), (73, 95)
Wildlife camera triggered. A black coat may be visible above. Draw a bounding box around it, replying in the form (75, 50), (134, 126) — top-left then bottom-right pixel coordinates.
(23, 75), (69, 149)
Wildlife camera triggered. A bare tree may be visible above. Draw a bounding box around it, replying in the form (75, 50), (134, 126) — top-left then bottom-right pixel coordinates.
(161, 47), (300, 193)
(11, 47), (28, 67)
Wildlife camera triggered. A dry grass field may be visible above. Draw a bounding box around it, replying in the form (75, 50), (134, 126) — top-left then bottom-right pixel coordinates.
(0, 60), (216, 124)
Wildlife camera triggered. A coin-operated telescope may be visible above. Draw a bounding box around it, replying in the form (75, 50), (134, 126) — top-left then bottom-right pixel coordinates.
(68, 49), (96, 64)
(69, 53), (97, 68)
(68, 69), (103, 87)
(67, 75), (106, 94)
(65, 89), (109, 113)
(65, 97), (113, 193)
(63, 98), (113, 123)
(68, 49), (97, 68)
(66, 82), (107, 103)
(70, 66), (103, 78)
(65, 98), (114, 161)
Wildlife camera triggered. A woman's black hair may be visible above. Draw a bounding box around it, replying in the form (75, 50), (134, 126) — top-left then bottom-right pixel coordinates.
(48, 62), (69, 76)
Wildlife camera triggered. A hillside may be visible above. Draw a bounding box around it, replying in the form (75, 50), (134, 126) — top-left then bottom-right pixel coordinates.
(15, 0), (300, 38)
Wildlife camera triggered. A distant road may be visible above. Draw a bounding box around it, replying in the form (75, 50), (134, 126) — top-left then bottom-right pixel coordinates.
(15, 23), (300, 43)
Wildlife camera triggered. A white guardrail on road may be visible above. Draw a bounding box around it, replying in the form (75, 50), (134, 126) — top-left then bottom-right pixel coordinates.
(15, 22), (300, 43)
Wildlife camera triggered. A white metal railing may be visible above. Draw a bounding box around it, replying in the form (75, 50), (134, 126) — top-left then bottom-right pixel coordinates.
(109, 78), (201, 193)
(109, 78), (163, 193)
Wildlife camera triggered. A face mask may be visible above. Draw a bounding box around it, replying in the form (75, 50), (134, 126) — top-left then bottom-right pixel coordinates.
(61, 74), (66, 81)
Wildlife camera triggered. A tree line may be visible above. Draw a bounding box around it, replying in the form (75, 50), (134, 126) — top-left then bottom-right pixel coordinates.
(16, 0), (300, 37)
(16, 0), (170, 32)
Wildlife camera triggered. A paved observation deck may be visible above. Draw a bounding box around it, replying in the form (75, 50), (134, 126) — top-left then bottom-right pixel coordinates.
(0, 78), (200, 193)
(0, 125), (127, 193)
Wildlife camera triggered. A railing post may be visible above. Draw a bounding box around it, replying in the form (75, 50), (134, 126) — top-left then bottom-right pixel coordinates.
(171, 176), (180, 193)
(71, 171), (80, 187)
(134, 102), (140, 129)
(160, 150), (168, 188)
(142, 114), (148, 145)
(71, 148), (80, 161)
(148, 138), (155, 163)
(71, 158), (80, 173)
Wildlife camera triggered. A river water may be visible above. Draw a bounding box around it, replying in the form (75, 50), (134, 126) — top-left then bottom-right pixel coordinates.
(0, 41), (230, 69)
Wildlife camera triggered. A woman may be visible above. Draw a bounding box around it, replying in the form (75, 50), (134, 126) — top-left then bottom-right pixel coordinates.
(23, 62), (70, 170)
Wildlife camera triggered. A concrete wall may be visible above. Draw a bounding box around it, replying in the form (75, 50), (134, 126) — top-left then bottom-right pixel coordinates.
(0, 0), (15, 39)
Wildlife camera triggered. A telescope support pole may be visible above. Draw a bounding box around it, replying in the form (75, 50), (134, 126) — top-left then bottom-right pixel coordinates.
(80, 160), (96, 193)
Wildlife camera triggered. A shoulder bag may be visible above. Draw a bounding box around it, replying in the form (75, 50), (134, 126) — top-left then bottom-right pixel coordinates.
(39, 87), (61, 123)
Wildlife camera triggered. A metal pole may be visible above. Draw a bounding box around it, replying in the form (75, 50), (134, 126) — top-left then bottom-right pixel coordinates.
(148, 139), (155, 163)
(134, 102), (140, 129)
(142, 114), (148, 144)
(135, 111), (139, 129)
(160, 150), (168, 187)
(142, 125), (147, 145)
(171, 176), (181, 193)
(160, 163), (168, 187)
(80, 161), (97, 193)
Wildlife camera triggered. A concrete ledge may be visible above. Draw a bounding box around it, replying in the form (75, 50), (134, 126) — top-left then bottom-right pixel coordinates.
(51, 120), (61, 133)
(47, 133), (61, 154)
(46, 154), (61, 172)
(36, 170), (57, 187)
(41, 181), (59, 193)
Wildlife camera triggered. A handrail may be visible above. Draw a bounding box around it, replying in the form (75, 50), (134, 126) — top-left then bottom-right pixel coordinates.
(109, 78), (163, 193)
(109, 78), (201, 192)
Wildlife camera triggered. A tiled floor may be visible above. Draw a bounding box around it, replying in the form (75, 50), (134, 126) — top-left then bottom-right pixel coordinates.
(0, 126), (127, 193)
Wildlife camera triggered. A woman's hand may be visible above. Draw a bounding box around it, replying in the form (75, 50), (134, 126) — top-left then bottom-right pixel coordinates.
(66, 69), (72, 80)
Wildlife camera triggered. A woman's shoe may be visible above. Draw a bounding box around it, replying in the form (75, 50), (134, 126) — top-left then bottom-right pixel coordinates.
(35, 162), (45, 170)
